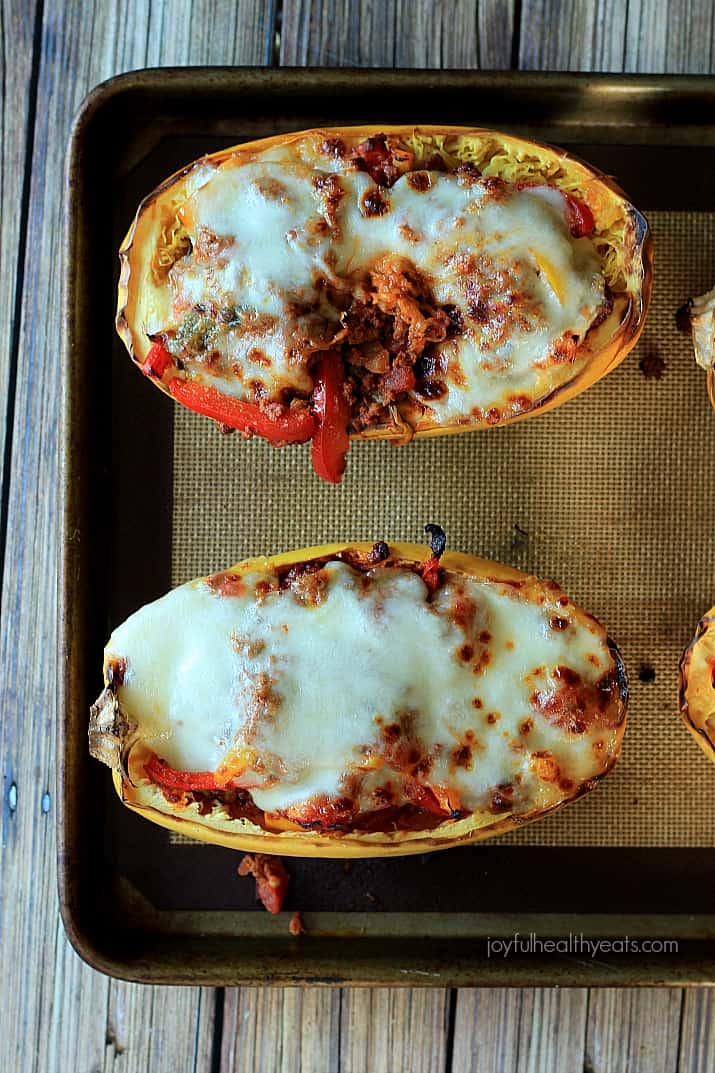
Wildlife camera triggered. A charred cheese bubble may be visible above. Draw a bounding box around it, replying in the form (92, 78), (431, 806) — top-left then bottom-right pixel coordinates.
(679, 606), (715, 764)
(117, 126), (652, 482)
(90, 539), (628, 857)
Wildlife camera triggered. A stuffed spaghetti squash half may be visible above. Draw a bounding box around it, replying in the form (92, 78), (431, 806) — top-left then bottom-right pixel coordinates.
(89, 531), (628, 857)
(680, 606), (715, 763)
(117, 125), (652, 482)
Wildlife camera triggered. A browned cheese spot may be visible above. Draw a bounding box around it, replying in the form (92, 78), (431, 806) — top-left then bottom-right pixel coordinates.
(549, 333), (578, 364)
(289, 567), (329, 607)
(247, 347), (272, 368)
(529, 750), (560, 783)
(254, 578), (278, 604)
(449, 357), (467, 388)
(381, 723), (401, 744)
(406, 171), (432, 192)
(231, 636), (266, 659)
(450, 744), (473, 772)
(253, 177), (289, 202)
(312, 172), (345, 214)
(361, 189), (390, 218)
(399, 223), (422, 244)
(320, 137), (346, 159)
(193, 227), (235, 263)
(203, 348), (222, 368)
(417, 379), (448, 400)
(206, 572), (247, 598)
(304, 215), (331, 245)
(488, 784), (513, 813)
(248, 379), (267, 401)
(244, 672), (283, 730)
(473, 650), (492, 675)
(508, 394), (533, 415)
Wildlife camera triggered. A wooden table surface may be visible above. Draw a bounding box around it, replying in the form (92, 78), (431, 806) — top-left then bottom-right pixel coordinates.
(1, 1), (714, 1069)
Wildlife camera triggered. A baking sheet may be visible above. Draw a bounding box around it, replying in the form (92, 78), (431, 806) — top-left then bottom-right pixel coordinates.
(62, 68), (715, 985)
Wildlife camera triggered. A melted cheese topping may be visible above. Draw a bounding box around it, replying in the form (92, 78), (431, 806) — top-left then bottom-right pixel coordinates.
(107, 560), (624, 821)
(157, 146), (605, 426)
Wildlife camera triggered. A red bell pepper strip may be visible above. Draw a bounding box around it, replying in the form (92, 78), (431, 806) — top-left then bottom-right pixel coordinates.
(168, 378), (315, 445)
(144, 755), (219, 791)
(420, 523), (446, 594)
(561, 191), (595, 238)
(403, 780), (455, 818)
(420, 557), (442, 594)
(141, 341), (174, 379)
(310, 352), (351, 484)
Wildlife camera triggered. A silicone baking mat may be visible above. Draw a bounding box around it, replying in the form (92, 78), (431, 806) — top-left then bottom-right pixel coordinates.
(170, 210), (714, 848)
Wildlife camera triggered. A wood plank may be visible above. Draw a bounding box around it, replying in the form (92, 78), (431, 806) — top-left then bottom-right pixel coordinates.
(451, 988), (588, 1072)
(101, 985), (217, 1072)
(678, 990), (715, 1073)
(520, 0), (715, 71)
(276, 7), (513, 1072)
(0, 2), (274, 1073)
(517, 4), (715, 1067)
(0, 0), (39, 571)
(281, 0), (515, 67)
(226, 10), (516, 1068)
(339, 989), (449, 1073)
(220, 988), (341, 1073)
(624, 0), (715, 72)
(585, 989), (683, 1073)
(518, 0), (628, 70)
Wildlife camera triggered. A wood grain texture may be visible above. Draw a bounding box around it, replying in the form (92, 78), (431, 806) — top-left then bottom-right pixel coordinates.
(451, 988), (588, 1073)
(220, 988), (341, 1073)
(679, 990), (715, 1073)
(0, 0), (39, 567)
(281, 0), (514, 67)
(624, 0), (715, 72)
(518, 0), (628, 70)
(0, 2), (273, 1073)
(520, 0), (715, 71)
(102, 985), (217, 1072)
(585, 989), (683, 1073)
(339, 989), (449, 1073)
